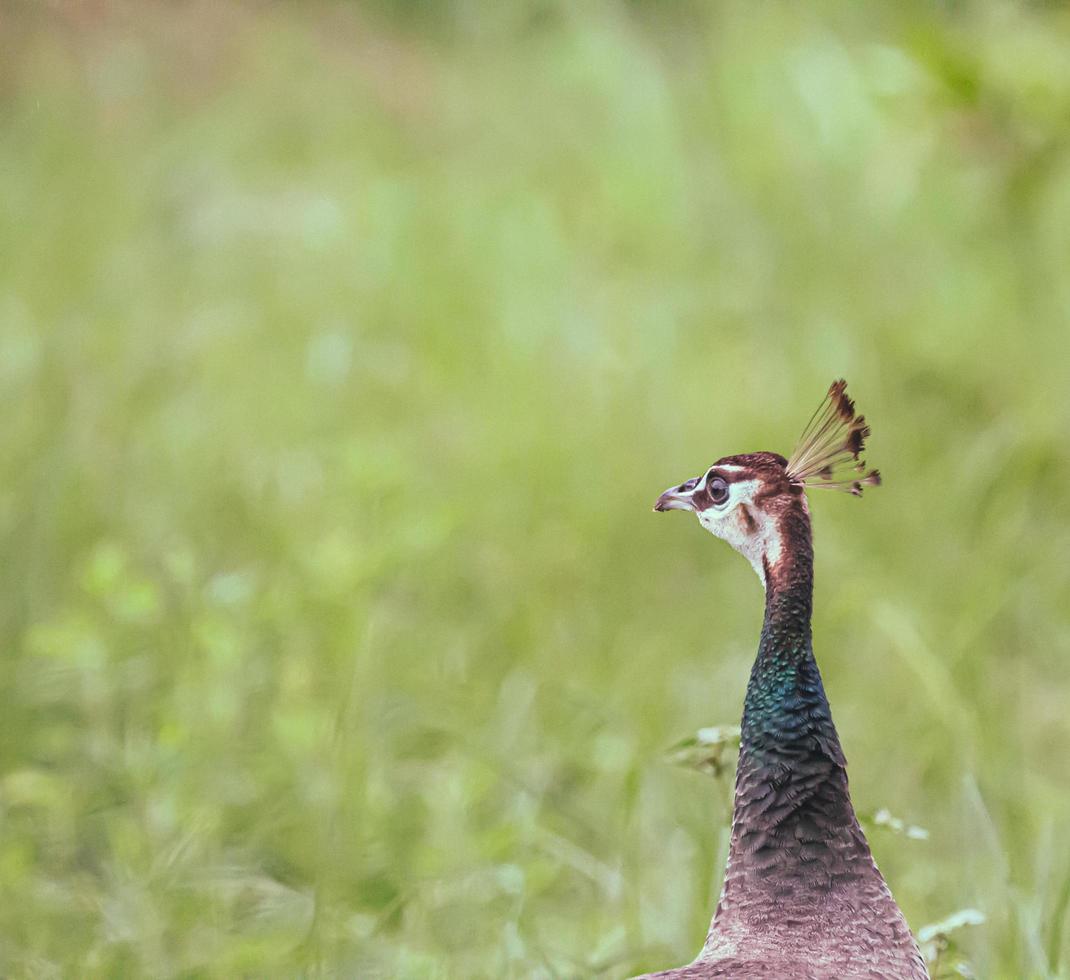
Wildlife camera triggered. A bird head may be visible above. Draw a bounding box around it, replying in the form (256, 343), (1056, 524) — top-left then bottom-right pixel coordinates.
(653, 380), (880, 588)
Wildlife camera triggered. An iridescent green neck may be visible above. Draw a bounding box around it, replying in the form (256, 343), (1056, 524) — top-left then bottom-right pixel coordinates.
(740, 510), (841, 768)
(708, 505), (867, 939)
(702, 492), (925, 977)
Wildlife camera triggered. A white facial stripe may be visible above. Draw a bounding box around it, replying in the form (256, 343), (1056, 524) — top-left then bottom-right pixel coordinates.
(699, 463), (748, 493)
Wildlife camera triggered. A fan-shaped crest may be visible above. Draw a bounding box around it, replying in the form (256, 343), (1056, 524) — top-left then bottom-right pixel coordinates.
(786, 380), (882, 496)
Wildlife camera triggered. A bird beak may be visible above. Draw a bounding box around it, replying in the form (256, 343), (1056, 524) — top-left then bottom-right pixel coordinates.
(653, 480), (699, 513)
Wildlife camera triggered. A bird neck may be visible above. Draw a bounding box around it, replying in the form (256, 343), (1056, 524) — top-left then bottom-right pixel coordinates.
(726, 509), (863, 885)
(742, 504), (830, 761)
(704, 503), (922, 972)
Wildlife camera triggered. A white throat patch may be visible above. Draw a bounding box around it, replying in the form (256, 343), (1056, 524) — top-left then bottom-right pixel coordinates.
(696, 478), (782, 590)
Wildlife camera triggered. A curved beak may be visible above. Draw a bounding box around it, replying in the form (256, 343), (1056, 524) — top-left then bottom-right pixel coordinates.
(653, 479), (700, 513)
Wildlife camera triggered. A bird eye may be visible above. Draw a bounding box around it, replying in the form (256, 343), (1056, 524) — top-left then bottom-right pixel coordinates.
(708, 476), (729, 505)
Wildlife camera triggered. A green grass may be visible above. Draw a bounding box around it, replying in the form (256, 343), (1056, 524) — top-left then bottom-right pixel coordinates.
(2, 1), (1069, 976)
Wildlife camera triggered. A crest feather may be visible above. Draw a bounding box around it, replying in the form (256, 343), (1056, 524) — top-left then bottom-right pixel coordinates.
(786, 380), (881, 496)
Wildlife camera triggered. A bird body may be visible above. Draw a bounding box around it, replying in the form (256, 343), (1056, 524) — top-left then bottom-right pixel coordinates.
(641, 385), (927, 980)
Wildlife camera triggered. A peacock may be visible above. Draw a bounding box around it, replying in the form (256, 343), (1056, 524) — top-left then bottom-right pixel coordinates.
(640, 381), (928, 980)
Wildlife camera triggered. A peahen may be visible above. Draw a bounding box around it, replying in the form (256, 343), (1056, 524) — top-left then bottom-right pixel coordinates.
(640, 381), (928, 980)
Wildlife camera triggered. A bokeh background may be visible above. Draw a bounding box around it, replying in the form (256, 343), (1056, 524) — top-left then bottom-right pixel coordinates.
(2, 1), (1070, 977)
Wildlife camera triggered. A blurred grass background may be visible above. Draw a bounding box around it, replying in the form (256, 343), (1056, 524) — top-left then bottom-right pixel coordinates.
(2, 1), (1070, 976)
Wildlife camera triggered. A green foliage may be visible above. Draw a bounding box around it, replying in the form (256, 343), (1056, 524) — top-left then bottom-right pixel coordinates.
(862, 807), (931, 841)
(1, 1), (1069, 976)
(665, 726), (741, 780)
(920, 908), (986, 978)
